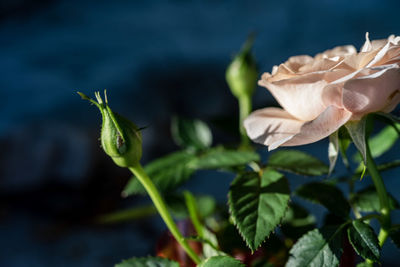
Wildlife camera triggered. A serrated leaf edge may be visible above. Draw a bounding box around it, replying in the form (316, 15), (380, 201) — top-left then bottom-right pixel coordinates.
(227, 171), (290, 252)
(287, 226), (344, 267)
(347, 221), (380, 262)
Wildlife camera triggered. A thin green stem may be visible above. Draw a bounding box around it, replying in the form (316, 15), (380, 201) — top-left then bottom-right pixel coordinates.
(98, 205), (157, 224)
(183, 191), (204, 239)
(129, 163), (201, 264)
(365, 143), (391, 248)
(238, 95), (252, 146)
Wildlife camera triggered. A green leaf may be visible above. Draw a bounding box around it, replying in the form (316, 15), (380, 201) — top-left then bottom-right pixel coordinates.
(295, 182), (350, 218)
(115, 256), (179, 267)
(347, 220), (380, 262)
(122, 150), (196, 196)
(193, 195), (217, 219)
(188, 147), (260, 170)
(202, 228), (224, 258)
(286, 227), (342, 267)
(228, 169), (290, 251)
(350, 186), (399, 213)
(171, 116), (212, 150)
(198, 256), (245, 267)
(354, 123), (399, 162)
(268, 150), (329, 176)
(345, 117), (367, 163)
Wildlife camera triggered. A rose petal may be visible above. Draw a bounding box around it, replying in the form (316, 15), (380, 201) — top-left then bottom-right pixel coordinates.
(360, 32), (372, 52)
(272, 106), (352, 149)
(243, 107), (304, 148)
(366, 38), (392, 67)
(368, 34), (396, 50)
(322, 83), (344, 108)
(355, 34), (400, 69)
(321, 67), (370, 109)
(259, 73), (328, 121)
(360, 33), (399, 65)
(285, 55), (314, 72)
(341, 49), (378, 70)
(373, 45), (400, 66)
(382, 90), (400, 113)
(315, 45), (357, 60)
(268, 65), (296, 81)
(298, 57), (344, 74)
(342, 65), (400, 114)
(244, 106), (352, 151)
(268, 56), (315, 82)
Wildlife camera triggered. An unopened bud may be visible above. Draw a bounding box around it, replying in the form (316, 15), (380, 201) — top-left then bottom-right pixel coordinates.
(78, 91), (142, 167)
(226, 35), (258, 99)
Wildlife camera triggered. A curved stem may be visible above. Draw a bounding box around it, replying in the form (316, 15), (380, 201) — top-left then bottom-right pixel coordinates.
(365, 143), (391, 247)
(238, 95), (252, 146)
(129, 163), (201, 264)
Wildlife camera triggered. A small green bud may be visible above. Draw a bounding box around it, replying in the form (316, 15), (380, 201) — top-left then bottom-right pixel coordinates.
(226, 35), (258, 99)
(78, 91), (142, 167)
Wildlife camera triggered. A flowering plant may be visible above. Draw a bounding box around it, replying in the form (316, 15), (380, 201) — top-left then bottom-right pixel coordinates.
(80, 34), (400, 267)
(245, 33), (400, 150)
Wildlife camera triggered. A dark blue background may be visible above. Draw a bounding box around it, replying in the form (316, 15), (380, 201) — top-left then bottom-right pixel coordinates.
(1, 0), (400, 266)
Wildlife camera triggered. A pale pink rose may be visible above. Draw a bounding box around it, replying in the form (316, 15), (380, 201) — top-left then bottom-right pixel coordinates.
(244, 33), (400, 150)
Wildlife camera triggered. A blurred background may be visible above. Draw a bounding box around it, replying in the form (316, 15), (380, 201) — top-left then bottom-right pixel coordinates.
(1, 0), (400, 266)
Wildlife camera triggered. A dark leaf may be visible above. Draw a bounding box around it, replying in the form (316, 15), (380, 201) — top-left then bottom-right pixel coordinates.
(171, 116), (212, 150)
(268, 150), (329, 176)
(286, 227), (343, 267)
(228, 169), (290, 251)
(295, 182), (350, 218)
(350, 186), (399, 213)
(188, 147), (259, 170)
(347, 220), (380, 262)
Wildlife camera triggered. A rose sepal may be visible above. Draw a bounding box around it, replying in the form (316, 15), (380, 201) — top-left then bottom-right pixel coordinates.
(78, 91), (142, 167)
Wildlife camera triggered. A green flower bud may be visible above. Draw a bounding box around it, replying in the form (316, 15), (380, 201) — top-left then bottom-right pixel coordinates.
(226, 35), (258, 99)
(78, 91), (142, 167)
